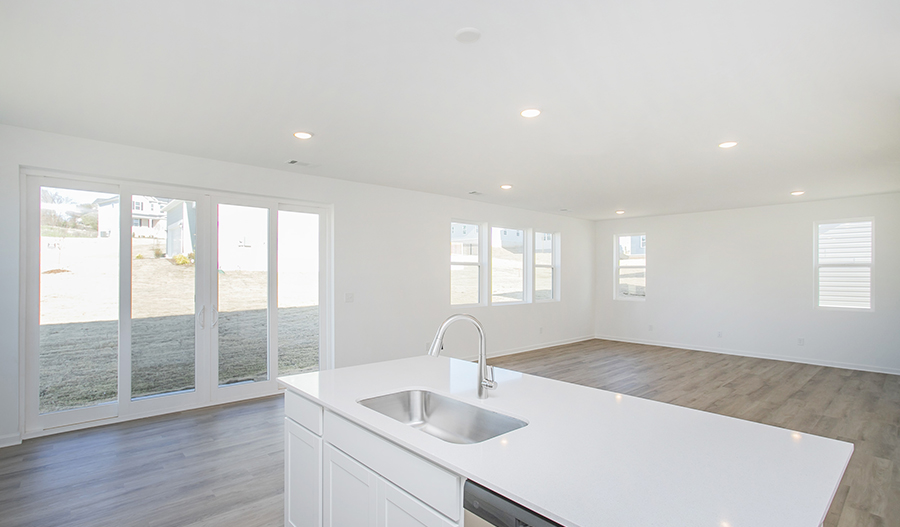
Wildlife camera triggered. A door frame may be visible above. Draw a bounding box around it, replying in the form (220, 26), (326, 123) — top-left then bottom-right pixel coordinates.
(209, 195), (279, 404)
(24, 174), (122, 432)
(20, 169), (334, 438)
(119, 182), (211, 417)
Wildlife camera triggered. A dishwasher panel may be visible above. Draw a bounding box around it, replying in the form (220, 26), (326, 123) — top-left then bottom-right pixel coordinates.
(463, 480), (563, 527)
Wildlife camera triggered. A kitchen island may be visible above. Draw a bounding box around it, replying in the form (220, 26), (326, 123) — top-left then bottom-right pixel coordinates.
(279, 355), (853, 527)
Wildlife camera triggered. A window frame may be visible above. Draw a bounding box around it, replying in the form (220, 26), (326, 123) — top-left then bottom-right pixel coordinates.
(614, 232), (646, 301)
(20, 168), (333, 438)
(533, 231), (559, 302)
(814, 218), (874, 311)
(490, 225), (530, 305)
(450, 220), (487, 307)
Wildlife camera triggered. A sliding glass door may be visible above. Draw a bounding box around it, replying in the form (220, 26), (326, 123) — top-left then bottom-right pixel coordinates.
(25, 174), (329, 435)
(130, 195), (202, 401)
(213, 202), (273, 398)
(277, 209), (321, 376)
(30, 181), (121, 428)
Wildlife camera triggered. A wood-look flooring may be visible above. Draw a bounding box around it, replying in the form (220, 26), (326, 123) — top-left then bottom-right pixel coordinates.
(490, 340), (900, 527)
(0, 397), (285, 527)
(1, 339), (897, 527)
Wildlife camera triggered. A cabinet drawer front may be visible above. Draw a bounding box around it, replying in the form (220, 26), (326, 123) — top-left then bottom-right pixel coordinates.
(325, 411), (461, 522)
(286, 391), (324, 436)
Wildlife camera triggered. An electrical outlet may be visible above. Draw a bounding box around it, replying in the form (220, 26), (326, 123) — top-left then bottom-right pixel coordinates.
(717, 331), (723, 338)
(798, 338), (805, 346)
(539, 327), (544, 334)
(648, 324), (653, 332)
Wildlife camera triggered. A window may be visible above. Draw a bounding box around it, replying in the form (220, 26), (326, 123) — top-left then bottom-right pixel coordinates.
(132, 200), (143, 211)
(534, 232), (557, 301)
(492, 227), (525, 303)
(616, 234), (646, 299)
(25, 173), (330, 435)
(816, 220), (872, 309)
(451, 222), (480, 305)
(277, 209), (321, 375)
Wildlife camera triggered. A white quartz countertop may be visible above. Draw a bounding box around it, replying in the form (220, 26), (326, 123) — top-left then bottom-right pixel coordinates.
(279, 355), (853, 527)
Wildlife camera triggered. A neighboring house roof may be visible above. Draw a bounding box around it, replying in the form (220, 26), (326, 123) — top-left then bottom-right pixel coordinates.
(161, 199), (187, 214)
(94, 196), (118, 207)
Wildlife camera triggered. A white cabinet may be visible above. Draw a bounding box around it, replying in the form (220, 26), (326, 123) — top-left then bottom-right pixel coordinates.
(323, 444), (377, 527)
(324, 411), (461, 522)
(376, 480), (456, 527)
(285, 417), (322, 527)
(285, 393), (461, 527)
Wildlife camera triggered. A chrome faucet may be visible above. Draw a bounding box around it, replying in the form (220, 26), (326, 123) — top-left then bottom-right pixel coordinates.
(427, 314), (497, 399)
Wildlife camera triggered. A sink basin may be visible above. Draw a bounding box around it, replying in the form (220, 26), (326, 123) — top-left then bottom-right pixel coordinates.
(358, 390), (527, 444)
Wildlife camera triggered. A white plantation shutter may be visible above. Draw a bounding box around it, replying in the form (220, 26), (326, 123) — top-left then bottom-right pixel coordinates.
(817, 221), (872, 309)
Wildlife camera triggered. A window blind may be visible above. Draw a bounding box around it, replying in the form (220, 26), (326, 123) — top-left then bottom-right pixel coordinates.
(817, 221), (872, 309)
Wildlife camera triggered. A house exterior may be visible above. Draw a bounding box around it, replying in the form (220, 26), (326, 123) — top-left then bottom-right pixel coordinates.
(619, 234), (646, 258)
(498, 228), (524, 253)
(450, 223), (479, 257)
(95, 195), (167, 239)
(161, 199), (196, 257)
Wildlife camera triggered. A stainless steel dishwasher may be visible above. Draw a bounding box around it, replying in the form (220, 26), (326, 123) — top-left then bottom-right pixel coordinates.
(464, 480), (563, 527)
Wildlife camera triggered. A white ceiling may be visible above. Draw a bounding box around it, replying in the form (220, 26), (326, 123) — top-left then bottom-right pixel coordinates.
(1, 0), (898, 219)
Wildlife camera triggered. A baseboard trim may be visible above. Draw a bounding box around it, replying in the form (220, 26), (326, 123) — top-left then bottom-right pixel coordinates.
(460, 335), (597, 362)
(0, 433), (22, 449)
(593, 334), (900, 376)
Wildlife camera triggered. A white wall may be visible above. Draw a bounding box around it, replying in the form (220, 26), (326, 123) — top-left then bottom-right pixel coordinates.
(595, 193), (900, 375)
(0, 124), (596, 445)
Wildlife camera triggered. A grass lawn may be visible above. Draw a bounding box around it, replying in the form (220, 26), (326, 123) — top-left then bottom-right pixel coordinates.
(39, 306), (318, 414)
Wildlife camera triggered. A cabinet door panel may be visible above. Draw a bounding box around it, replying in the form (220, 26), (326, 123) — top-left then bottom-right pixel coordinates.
(376, 480), (455, 527)
(325, 411), (460, 520)
(285, 418), (322, 527)
(324, 445), (377, 527)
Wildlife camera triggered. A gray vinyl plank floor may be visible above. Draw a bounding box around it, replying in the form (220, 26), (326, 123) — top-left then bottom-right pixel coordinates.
(1, 339), (897, 527)
(0, 397), (285, 527)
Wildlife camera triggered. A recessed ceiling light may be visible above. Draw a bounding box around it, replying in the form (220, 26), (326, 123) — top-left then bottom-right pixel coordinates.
(520, 109), (541, 118)
(560, 208), (570, 212)
(454, 27), (481, 43)
(615, 210), (625, 215)
(718, 141), (738, 149)
(293, 131), (313, 139)
(791, 190), (805, 196)
(500, 184), (513, 190)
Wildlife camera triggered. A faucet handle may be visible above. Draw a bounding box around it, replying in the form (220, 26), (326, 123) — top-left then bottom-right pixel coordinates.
(482, 365), (497, 390)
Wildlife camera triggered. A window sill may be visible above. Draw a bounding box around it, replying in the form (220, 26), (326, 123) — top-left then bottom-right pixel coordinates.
(816, 305), (872, 312)
(491, 300), (528, 306)
(615, 296), (646, 302)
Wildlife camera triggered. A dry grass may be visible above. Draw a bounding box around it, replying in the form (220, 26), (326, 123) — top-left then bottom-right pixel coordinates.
(39, 236), (319, 413)
(39, 307), (318, 414)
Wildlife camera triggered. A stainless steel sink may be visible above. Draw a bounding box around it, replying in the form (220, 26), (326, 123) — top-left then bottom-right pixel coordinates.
(358, 390), (527, 444)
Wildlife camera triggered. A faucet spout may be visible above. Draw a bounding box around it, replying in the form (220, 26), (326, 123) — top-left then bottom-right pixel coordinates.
(427, 314), (496, 399)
